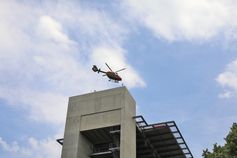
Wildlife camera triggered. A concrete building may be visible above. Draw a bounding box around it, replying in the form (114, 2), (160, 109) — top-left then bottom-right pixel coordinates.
(57, 87), (193, 158)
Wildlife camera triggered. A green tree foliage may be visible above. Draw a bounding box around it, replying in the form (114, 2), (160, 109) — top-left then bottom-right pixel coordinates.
(202, 123), (237, 158)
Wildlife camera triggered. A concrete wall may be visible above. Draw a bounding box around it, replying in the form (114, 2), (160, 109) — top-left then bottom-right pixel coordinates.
(61, 87), (136, 158)
(80, 109), (121, 131)
(120, 89), (136, 158)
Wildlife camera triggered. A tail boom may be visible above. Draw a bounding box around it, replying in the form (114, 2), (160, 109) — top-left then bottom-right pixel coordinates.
(92, 65), (106, 73)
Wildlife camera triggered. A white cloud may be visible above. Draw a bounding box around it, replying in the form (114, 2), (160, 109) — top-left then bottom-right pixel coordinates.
(0, 88), (68, 125)
(0, 1), (145, 157)
(38, 15), (75, 45)
(0, 136), (60, 158)
(0, 137), (22, 153)
(218, 91), (233, 98)
(217, 59), (237, 98)
(124, 0), (237, 41)
(0, 0), (145, 126)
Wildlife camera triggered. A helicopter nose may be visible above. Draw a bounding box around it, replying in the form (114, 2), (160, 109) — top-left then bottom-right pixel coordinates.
(118, 76), (122, 81)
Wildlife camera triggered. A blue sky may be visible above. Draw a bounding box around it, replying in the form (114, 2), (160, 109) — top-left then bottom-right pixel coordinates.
(1, 0), (237, 157)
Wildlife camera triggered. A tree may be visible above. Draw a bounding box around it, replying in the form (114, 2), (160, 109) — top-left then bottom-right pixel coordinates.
(203, 123), (237, 158)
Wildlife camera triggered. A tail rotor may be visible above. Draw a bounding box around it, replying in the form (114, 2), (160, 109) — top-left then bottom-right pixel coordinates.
(92, 65), (104, 73)
(92, 65), (99, 72)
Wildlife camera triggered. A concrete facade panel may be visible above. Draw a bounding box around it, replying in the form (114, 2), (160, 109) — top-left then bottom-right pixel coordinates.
(80, 109), (121, 131)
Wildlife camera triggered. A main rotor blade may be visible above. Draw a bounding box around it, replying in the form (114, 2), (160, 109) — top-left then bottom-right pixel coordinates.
(115, 68), (126, 73)
(105, 63), (113, 72)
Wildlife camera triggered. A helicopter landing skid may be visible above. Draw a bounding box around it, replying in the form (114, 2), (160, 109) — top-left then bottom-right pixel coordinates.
(108, 80), (119, 83)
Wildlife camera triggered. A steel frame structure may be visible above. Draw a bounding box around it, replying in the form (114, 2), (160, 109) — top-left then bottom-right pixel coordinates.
(134, 115), (193, 158)
(57, 115), (193, 158)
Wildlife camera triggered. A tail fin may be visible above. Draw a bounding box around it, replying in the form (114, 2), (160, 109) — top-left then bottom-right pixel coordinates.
(92, 65), (99, 72)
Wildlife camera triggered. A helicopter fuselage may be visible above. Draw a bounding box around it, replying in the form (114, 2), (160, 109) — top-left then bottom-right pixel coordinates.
(106, 71), (122, 81)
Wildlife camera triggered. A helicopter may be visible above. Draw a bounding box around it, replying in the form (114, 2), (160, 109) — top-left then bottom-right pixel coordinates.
(92, 63), (126, 83)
